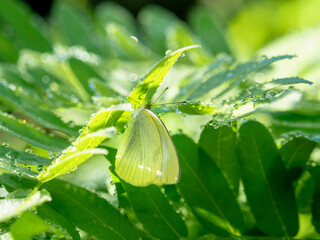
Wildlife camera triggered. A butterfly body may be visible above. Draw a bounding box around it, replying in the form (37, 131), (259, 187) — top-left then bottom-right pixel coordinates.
(115, 109), (180, 186)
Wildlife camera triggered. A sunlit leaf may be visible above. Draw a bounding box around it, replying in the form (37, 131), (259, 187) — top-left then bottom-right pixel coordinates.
(10, 211), (52, 240)
(128, 45), (199, 107)
(0, 111), (69, 152)
(0, 189), (51, 222)
(177, 101), (216, 115)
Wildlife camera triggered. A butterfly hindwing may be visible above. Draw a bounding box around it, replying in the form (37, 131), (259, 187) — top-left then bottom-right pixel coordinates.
(115, 110), (162, 186)
(144, 110), (180, 185)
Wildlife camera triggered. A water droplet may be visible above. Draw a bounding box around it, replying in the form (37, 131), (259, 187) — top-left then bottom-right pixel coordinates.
(130, 36), (138, 43)
(50, 82), (59, 91)
(5, 151), (20, 160)
(165, 50), (172, 56)
(24, 147), (33, 154)
(37, 165), (43, 172)
(42, 76), (50, 84)
(128, 73), (138, 82)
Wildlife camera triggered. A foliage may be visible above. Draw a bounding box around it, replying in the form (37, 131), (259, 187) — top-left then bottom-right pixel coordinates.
(0, 0), (319, 239)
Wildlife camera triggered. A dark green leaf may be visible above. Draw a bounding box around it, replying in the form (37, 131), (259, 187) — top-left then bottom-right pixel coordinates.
(0, 173), (38, 192)
(238, 121), (298, 236)
(309, 166), (320, 234)
(173, 134), (245, 236)
(121, 182), (188, 240)
(198, 125), (240, 193)
(0, 0), (52, 52)
(37, 203), (81, 240)
(280, 137), (316, 168)
(0, 34), (18, 62)
(295, 171), (315, 211)
(43, 179), (139, 240)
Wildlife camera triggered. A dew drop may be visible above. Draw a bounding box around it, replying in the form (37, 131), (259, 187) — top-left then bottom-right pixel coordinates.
(165, 50), (172, 56)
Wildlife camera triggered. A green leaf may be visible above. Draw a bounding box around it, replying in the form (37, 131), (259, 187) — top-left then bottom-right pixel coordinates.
(10, 211), (51, 240)
(90, 80), (121, 98)
(106, 23), (153, 60)
(138, 5), (178, 54)
(188, 6), (231, 55)
(52, 2), (102, 54)
(37, 107), (128, 183)
(0, 145), (51, 177)
(177, 102), (216, 115)
(280, 137), (316, 169)
(188, 55), (294, 100)
(95, 2), (137, 34)
(0, 111), (69, 152)
(266, 77), (313, 86)
(295, 171), (315, 211)
(69, 58), (104, 96)
(173, 134), (245, 236)
(0, 0), (52, 52)
(0, 33), (18, 62)
(128, 45), (199, 106)
(272, 112), (320, 134)
(166, 23), (212, 65)
(0, 83), (78, 136)
(309, 166), (320, 234)
(0, 173), (38, 192)
(43, 179), (139, 240)
(238, 121), (298, 236)
(37, 203), (81, 240)
(198, 125), (240, 193)
(38, 148), (109, 183)
(0, 189), (51, 222)
(120, 182), (188, 239)
(0, 67), (36, 95)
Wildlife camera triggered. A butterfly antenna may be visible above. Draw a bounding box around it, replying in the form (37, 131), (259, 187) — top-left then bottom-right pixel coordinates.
(152, 87), (169, 105)
(127, 96), (141, 109)
(152, 101), (187, 106)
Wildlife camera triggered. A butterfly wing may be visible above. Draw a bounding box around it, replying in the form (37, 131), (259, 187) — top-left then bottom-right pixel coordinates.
(115, 110), (162, 186)
(144, 110), (180, 185)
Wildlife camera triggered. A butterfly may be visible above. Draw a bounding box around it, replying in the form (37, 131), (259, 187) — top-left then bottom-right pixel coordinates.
(115, 107), (180, 186)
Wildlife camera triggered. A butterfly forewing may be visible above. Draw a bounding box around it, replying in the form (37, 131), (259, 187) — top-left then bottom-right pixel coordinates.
(115, 110), (162, 186)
